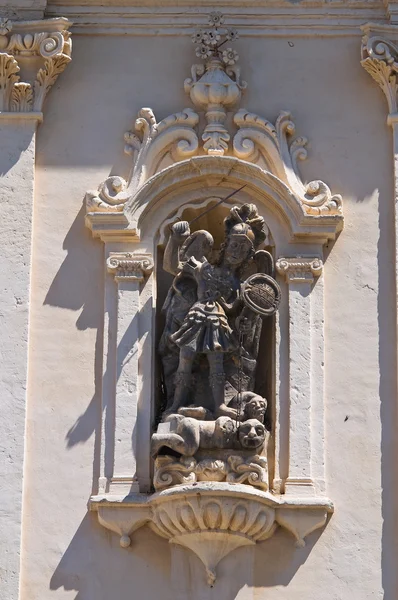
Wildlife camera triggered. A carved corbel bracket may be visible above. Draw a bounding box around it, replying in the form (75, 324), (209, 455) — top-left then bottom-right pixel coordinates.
(276, 257), (323, 284)
(90, 482), (333, 587)
(0, 17), (72, 118)
(107, 252), (154, 282)
(361, 28), (398, 114)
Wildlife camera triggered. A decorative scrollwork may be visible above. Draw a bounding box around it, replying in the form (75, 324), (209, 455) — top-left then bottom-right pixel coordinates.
(123, 107), (199, 193)
(39, 32), (65, 58)
(106, 252), (154, 282)
(276, 257), (323, 283)
(153, 452), (268, 492)
(0, 23), (71, 113)
(304, 180), (343, 215)
(85, 176), (130, 213)
(361, 35), (398, 114)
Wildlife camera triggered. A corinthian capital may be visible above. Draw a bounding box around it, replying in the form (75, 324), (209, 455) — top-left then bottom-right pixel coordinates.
(361, 33), (398, 114)
(107, 253), (154, 282)
(276, 257), (323, 284)
(0, 17), (72, 118)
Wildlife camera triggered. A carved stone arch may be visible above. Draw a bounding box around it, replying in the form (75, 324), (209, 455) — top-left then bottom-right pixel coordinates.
(124, 155), (342, 245)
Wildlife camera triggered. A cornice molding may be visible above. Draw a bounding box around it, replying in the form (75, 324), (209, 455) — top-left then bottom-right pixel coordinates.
(46, 4), (387, 36)
(0, 17), (72, 117)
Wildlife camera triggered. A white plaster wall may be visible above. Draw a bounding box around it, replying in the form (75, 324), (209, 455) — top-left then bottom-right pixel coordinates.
(0, 119), (37, 600)
(19, 32), (397, 600)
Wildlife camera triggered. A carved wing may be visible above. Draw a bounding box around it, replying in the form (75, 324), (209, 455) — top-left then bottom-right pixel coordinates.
(179, 230), (214, 265)
(254, 249), (274, 277)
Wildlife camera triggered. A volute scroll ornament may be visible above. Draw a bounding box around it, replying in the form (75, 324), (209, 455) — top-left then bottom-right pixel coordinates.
(0, 18), (72, 115)
(361, 32), (398, 113)
(85, 12), (343, 240)
(107, 252), (154, 282)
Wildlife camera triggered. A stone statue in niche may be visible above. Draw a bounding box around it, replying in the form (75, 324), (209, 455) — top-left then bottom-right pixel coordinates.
(153, 201), (280, 491)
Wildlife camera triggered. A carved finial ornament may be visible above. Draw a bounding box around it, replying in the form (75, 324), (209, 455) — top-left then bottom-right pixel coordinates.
(0, 19), (71, 115)
(185, 12), (246, 156)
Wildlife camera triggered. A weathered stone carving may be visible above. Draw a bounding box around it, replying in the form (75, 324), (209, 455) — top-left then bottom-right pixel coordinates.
(158, 204), (279, 419)
(152, 202), (279, 493)
(85, 14), (343, 242)
(276, 257), (323, 283)
(154, 452), (269, 492)
(106, 252), (154, 282)
(92, 483), (332, 586)
(185, 13), (246, 155)
(361, 31), (398, 113)
(0, 18), (71, 115)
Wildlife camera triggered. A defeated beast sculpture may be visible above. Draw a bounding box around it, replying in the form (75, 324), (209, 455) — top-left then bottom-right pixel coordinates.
(151, 414), (267, 458)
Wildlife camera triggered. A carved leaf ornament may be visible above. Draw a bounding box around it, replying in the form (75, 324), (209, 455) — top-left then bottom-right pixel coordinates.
(361, 34), (398, 113)
(0, 19), (71, 113)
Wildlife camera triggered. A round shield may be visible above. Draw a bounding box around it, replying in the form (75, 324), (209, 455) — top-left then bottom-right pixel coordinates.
(241, 273), (281, 317)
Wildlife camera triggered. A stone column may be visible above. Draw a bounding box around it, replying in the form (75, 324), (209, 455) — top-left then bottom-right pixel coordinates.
(276, 257), (324, 496)
(0, 18), (71, 600)
(106, 253), (154, 495)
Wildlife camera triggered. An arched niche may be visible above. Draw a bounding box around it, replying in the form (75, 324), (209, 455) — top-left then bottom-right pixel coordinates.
(87, 153), (336, 516)
(124, 155), (342, 247)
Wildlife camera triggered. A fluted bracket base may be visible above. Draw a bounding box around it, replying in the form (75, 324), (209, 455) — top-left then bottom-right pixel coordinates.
(90, 482), (333, 586)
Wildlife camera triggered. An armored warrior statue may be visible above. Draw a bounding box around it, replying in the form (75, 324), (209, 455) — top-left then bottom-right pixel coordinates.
(153, 200), (280, 492)
(159, 202), (280, 421)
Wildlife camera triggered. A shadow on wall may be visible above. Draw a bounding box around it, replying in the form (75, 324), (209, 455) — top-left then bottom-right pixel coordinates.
(0, 122), (34, 176)
(49, 514), (323, 600)
(50, 514), (172, 600)
(43, 204), (150, 492)
(43, 206), (104, 490)
(253, 528), (322, 589)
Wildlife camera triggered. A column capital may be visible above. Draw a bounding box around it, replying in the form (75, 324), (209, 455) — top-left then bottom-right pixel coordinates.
(276, 257), (323, 284)
(361, 28), (398, 115)
(106, 253), (154, 282)
(0, 17), (71, 119)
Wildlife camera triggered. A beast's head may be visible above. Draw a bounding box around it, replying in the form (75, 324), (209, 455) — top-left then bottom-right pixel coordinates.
(238, 419), (266, 450)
